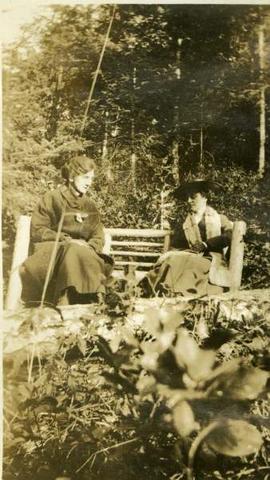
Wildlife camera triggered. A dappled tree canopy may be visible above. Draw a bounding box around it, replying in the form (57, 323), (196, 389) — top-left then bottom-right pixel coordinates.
(2, 8), (270, 478)
(2, 3), (270, 287)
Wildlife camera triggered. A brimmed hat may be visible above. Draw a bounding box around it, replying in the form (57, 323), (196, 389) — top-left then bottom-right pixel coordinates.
(61, 155), (96, 180)
(173, 179), (220, 200)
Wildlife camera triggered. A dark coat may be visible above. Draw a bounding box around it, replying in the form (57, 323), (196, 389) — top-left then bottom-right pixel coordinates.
(171, 213), (233, 254)
(21, 186), (111, 305)
(31, 185), (104, 249)
(144, 209), (234, 296)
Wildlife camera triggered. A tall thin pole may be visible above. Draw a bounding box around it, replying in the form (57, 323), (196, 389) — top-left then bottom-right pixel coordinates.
(40, 204), (66, 308)
(80, 5), (116, 135)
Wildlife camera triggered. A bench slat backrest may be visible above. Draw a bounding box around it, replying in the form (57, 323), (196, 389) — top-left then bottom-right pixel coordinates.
(103, 228), (171, 271)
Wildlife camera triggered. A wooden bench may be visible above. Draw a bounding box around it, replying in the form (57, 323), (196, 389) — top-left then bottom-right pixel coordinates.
(5, 215), (246, 310)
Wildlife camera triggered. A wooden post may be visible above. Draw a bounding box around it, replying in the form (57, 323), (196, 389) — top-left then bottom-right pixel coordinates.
(229, 221), (247, 291)
(103, 230), (112, 255)
(163, 233), (171, 253)
(5, 215), (31, 310)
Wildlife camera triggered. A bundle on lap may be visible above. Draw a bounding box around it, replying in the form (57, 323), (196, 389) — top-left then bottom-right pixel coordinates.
(20, 155), (113, 306)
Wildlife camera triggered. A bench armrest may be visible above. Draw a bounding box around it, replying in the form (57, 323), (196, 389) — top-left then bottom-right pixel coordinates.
(229, 220), (247, 291)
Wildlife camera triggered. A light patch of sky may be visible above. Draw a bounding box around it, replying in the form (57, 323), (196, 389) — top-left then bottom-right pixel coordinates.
(1, 4), (50, 45)
(1, 5), (56, 48)
(1, 0), (269, 45)
(0, 1), (105, 46)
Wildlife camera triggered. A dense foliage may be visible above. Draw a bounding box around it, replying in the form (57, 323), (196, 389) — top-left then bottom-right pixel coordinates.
(2, 7), (270, 479)
(3, 297), (270, 480)
(2, 4), (270, 289)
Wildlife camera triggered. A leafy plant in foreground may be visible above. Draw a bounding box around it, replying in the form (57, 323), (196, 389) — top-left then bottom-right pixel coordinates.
(98, 306), (269, 480)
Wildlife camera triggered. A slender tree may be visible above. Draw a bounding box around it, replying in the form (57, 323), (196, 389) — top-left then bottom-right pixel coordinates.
(258, 23), (266, 177)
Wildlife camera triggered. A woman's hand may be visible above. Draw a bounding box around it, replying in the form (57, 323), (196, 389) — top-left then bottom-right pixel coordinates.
(190, 241), (207, 253)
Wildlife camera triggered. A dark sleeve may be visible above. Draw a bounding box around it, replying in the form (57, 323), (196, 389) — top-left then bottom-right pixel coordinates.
(31, 192), (71, 243)
(81, 199), (105, 253)
(87, 221), (105, 252)
(205, 214), (233, 252)
(170, 224), (189, 250)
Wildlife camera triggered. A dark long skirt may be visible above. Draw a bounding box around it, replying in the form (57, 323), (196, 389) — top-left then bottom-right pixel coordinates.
(143, 251), (223, 297)
(20, 241), (111, 305)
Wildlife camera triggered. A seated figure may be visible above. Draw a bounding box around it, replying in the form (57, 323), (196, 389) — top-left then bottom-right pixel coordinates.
(20, 155), (113, 306)
(141, 179), (233, 297)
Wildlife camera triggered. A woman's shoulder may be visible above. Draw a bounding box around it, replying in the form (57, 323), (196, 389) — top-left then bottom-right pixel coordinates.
(37, 186), (66, 208)
(82, 195), (100, 212)
(220, 213), (233, 230)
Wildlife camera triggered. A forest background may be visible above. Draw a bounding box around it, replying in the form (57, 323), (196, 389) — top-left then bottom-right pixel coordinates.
(2, 5), (270, 480)
(2, 3), (270, 291)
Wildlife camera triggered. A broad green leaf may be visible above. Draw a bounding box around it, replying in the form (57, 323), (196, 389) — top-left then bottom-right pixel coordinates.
(207, 358), (241, 384)
(159, 307), (185, 331)
(140, 338), (166, 355)
(136, 374), (156, 396)
(195, 317), (209, 340)
(174, 329), (199, 368)
(174, 329), (215, 381)
(212, 366), (268, 400)
(159, 331), (175, 351)
(172, 401), (199, 437)
(77, 336), (87, 356)
(141, 351), (159, 371)
(109, 332), (122, 353)
(230, 367), (268, 400)
(119, 326), (139, 347)
(188, 349), (216, 381)
(143, 307), (184, 337)
(207, 420), (263, 457)
(157, 384), (204, 404)
(143, 308), (161, 335)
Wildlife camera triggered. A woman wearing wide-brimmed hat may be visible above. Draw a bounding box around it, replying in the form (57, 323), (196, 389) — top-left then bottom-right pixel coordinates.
(20, 155), (113, 306)
(140, 179), (234, 297)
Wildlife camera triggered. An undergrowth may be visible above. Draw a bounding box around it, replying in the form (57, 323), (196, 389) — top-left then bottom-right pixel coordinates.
(3, 296), (270, 480)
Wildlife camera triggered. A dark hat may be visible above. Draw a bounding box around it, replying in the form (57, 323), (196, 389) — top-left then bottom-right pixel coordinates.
(173, 179), (219, 200)
(61, 155), (96, 180)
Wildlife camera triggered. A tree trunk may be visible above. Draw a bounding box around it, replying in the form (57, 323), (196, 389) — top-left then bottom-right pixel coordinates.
(102, 115), (108, 166)
(172, 139), (180, 184)
(131, 68), (137, 191)
(258, 25), (266, 178)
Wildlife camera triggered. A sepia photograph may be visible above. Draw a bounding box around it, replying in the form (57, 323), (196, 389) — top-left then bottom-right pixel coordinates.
(2, 1), (270, 479)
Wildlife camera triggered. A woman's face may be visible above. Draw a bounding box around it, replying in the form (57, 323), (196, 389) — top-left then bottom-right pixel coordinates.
(72, 170), (95, 195)
(187, 192), (207, 213)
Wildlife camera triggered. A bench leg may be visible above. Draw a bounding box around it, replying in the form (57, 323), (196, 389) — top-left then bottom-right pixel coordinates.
(5, 216), (31, 310)
(229, 221), (246, 291)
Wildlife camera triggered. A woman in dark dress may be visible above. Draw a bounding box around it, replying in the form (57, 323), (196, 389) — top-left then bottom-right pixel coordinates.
(141, 180), (233, 297)
(20, 155), (113, 306)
